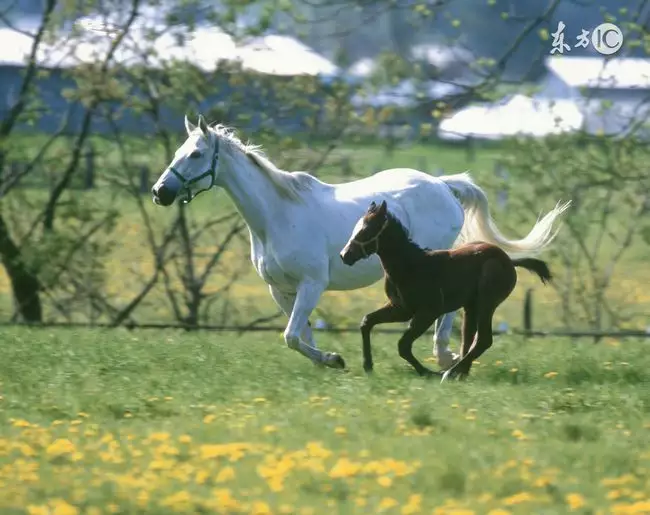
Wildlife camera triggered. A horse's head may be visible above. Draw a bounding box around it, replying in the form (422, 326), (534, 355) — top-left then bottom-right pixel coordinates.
(340, 200), (389, 266)
(151, 114), (221, 206)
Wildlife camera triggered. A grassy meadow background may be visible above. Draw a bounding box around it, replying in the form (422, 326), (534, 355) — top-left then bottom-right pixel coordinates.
(2, 138), (649, 333)
(0, 327), (649, 513)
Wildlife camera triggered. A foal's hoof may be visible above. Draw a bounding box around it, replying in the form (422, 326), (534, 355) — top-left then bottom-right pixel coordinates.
(324, 352), (346, 370)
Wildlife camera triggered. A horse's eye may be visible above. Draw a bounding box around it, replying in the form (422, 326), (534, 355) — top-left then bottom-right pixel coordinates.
(189, 150), (201, 159)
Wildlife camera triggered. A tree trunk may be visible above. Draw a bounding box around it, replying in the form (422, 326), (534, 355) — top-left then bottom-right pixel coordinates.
(0, 213), (42, 322)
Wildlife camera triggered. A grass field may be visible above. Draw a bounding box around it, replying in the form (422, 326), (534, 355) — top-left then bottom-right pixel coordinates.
(0, 327), (649, 514)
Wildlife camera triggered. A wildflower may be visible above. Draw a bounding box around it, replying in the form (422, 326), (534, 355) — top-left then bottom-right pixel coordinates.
(164, 396), (173, 401)
(401, 494), (422, 514)
(46, 439), (76, 458)
(329, 457), (361, 478)
(160, 490), (193, 511)
(495, 360), (503, 366)
(263, 425), (277, 433)
(250, 501), (272, 514)
(510, 367), (518, 373)
(377, 476), (393, 487)
(503, 492), (534, 505)
(334, 426), (347, 435)
(488, 510), (511, 515)
(544, 371), (558, 378)
(179, 435), (192, 444)
(11, 419), (31, 428)
(566, 493), (586, 510)
(203, 414), (216, 424)
(50, 499), (79, 515)
(26, 506), (49, 515)
(511, 429), (527, 441)
(216, 466), (236, 483)
(378, 497), (398, 512)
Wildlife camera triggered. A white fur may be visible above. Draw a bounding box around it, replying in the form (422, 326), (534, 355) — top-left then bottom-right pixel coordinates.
(152, 118), (570, 369)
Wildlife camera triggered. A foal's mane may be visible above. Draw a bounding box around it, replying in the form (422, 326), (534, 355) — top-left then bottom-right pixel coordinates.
(385, 211), (432, 256)
(207, 124), (312, 201)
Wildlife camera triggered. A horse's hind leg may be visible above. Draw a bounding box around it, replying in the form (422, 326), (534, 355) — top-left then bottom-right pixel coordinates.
(399, 310), (441, 377)
(460, 304), (478, 361)
(433, 312), (460, 370)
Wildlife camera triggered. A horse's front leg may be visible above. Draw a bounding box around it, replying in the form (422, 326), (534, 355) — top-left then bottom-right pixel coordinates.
(269, 286), (318, 350)
(284, 279), (345, 369)
(433, 311), (460, 370)
(360, 303), (411, 373)
(399, 310), (442, 377)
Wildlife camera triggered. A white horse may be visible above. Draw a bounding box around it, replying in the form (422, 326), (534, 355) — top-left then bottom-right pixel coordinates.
(151, 115), (570, 370)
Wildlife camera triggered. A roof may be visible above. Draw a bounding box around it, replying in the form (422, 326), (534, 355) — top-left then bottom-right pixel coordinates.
(437, 94), (584, 140)
(0, 18), (339, 77)
(545, 56), (650, 89)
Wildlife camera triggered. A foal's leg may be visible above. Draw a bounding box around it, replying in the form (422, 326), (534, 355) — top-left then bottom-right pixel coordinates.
(459, 305), (478, 361)
(399, 310), (441, 377)
(360, 303), (411, 372)
(453, 307), (496, 379)
(433, 312), (460, 370)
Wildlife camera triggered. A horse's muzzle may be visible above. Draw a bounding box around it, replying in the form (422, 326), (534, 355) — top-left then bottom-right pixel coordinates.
(151, 183), (175, 206)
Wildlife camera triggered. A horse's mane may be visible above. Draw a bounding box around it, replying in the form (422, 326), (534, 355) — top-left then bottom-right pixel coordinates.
(207, 124), (312, 201)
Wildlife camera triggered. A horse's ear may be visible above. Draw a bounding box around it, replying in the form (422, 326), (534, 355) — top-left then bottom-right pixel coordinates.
(378, 200), (387, 215)
(198, 114), (209, 135)
(368, 201), (377, 212)
(184, 115), (196, 135)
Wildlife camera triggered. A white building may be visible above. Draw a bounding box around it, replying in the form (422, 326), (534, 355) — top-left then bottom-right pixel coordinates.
(535, 56), (650, 137)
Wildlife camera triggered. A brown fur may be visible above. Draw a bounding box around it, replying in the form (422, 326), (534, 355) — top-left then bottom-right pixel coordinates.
(340, 200), (552, 380)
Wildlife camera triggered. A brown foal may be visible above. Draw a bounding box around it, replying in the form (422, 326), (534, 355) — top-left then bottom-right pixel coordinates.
(340, 200), (552, 381)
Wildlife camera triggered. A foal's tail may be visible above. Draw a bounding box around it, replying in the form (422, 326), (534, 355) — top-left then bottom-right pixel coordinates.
(511, 258), (552, 285)
(439, 172), (571, 259)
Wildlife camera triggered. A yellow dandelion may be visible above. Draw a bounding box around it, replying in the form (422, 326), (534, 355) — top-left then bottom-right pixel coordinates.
(12, 419), (31, 428)
(160, 490), (192, 511)
(279, 505), (294, 514)
(46, 439), (76, 458)
(334, 426), (347, 435)
(253, 397), (267, 403)
(503, 492), (534, 505)
(566, 493), (586, 510)
(124, 412), (133, 418)
(250, 501), (272, 514)
(49, 499), (79, 515)
(544, 371), (558, 378)
(378, 497), (398, 512)
(203, 414), (216, 424)
(401, 494), (422, 514)
(377, 476), (393, 487)
(511, 429), (528, 441)
(77, 412), (89, 418)
(179, 435), (192, 444)
(215, 466), (236, 483)
(355, 498), (367, 507)
(148, 432), (170, 442)
(263, 425), (277, 433)
(510, 367), (518, 373)
(26, 506), (49, 515)
(164, 396), (173, 401)
(494, 360), (503, 366)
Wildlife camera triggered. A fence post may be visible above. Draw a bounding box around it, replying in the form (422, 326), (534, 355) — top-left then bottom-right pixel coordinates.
(139, 166), (150, 194)
(84, 143), (95, 190)
(523, 288), (533, 337)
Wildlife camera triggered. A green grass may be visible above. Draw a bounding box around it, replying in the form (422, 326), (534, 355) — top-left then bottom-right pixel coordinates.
(0, 327), (649, 513)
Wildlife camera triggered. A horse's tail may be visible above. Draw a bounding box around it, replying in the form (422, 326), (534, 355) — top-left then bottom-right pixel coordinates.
(511, 258), (552, 285)
(439, 172), (571, 259)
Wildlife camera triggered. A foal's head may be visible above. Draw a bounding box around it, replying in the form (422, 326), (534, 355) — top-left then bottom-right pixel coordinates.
(340, 200), (390, 266)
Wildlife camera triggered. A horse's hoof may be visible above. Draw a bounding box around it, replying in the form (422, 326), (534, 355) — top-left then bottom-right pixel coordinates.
(325, 352), (346, 370)
(440, 369), (455, 384)
(436, 351), (460, 371)
(363, 365), (374, 374)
